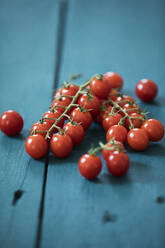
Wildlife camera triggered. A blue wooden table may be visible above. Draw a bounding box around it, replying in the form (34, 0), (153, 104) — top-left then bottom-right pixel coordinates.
(0, 0), (165, 247)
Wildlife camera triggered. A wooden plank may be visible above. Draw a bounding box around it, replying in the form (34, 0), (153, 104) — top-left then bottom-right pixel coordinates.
(0, 0), (59, 247)
(42, 0), (165, 248)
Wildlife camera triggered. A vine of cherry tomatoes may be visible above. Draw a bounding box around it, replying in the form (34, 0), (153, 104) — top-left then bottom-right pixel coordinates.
(0, 72), (164, 180)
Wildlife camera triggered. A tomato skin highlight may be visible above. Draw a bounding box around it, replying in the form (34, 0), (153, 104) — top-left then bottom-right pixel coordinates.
(136, 79), (158, 102)
(0, 110), (23, 136)
(50, 133), (72, 158)
(141, 119), (164, 142)
(127, 128), (149, 151)
(102, 142), (125, 160)
(90, 76), (111, 99)
(106, 125), (128, 144)
(103, 72), (123, 89)
(70, 108), (92, 131)
(78, 154), (102, 180)
(63, 122), (85, 146)
(106, 151), (130, 176)
(102, 113), (123, 131)
(51, 96), (71, 113)
(78, 94), (100, 118)
(25, 135), (48, 159)
(115, 95), (135, 107)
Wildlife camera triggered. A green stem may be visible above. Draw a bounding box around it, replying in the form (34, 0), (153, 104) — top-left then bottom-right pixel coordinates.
(46, 77), (93, 139)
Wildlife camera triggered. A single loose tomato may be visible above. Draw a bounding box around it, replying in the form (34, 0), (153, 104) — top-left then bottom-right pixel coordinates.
(103, 72), (123, 89)
(42, 110), (65, 128)
(31, 122), (51, 137)
(102, 113), (123, 131)
(127, 128), (149, 151)
(136, 79), (158, 102)
(106, 151), (129, 176)
(50, 133), (72, 158)
(25, 135), (48, 159)
(90, 74), (111, 99)
(78, 154), (102, 180)
(78, 94), (100, 117)
(70, 107), (92, 130)
(106, 125), (128, 143)
(102, 142), (125, 160)
(63, 122), (84, 146)
(61, 84), (79, 97)
(125, 113), (145, 130)
(0, 110), (23, 136)
(141, 119), (164, 142)
(51, 96), (71, 113)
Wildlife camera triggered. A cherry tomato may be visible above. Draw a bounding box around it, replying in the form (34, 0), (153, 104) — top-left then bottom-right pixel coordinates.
(103, 72), (123, 89)
(136, 79), (158, 102)
(70, 107), (92, 130)
(127, 128), (149, 151)
(78, 154), (102, 180)
(141, 119), (164, 142)
(125, 113), (144, 130)
(123, 103), (141, 115)
(51, 96), (71, 113)
(102, 113), (122, 131)
(78, 94), (100, 118)
(106, 125), (128, 143)
(42, 110), (64, 128)
(61, 84), (79, 97)
(53, 90), (61, 99)
(106, 151), (129, 176)
(25, 135), (48, 159)
(31, 121), (51, 137)
(90, 75), (111, 99)
(108, 89), (120, 101)
(115, 95), (135, 107)
(102, 142), (125, 160)
(96, 105), (113, 124)
(63, 122), (84, 146)
(0, 110), (23, 136)
(50, 133), (72, 158)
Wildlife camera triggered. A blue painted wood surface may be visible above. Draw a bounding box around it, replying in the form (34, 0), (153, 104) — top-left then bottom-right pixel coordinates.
(0, 0), (165, 248)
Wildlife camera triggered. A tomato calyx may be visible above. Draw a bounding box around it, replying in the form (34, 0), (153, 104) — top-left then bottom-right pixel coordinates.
(99, 139), (126, 153)
(95, 73), (103, 80)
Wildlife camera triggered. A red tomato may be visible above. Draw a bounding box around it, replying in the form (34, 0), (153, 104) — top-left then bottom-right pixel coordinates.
(103, 72), (123, 89)
(61, 84), (79, 97)
(25, 135), (48, 159)
(78, 154), (102, 180)
(63, 122), (84, 146)
(90, 75), (111, 99)
(31, 122), (51, 137)
(0, 110), (23, 136)
(141, 119), (164, 142)
(70, 107), (92, 130)
(123, 103), (141, 115)
(108, 89), (120, 101)
(115, 95), (135, 107)
(102, 113), (123, 131)
(102, 142), (125, 160)
(51, 96), (71, 113)
(106, 125), (128, 143)
(78, 94), (100, 118)
(125, 113), (144, 130)
(136, 79), (158, 102)
(50, 133), (72, 158)
(106, 151), (130, 176)
(127, 128), (149, 151)
(42, 110), (64, 128)
(96, 105), (113, 124)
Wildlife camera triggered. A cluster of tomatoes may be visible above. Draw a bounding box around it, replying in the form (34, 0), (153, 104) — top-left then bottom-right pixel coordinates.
(0, 72), (164, 180)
